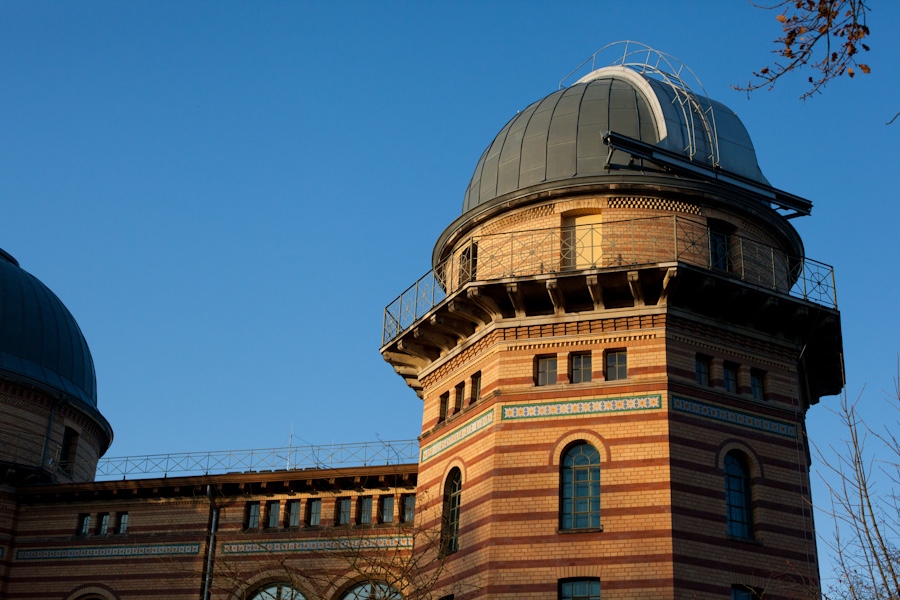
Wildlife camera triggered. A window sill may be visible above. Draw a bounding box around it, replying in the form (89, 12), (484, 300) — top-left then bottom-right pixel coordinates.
(727, 534), (762, 546)
(557, 526), (603, 534)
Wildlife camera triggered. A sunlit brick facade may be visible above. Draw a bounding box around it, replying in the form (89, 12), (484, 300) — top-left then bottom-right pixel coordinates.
(0, 53), (842, 600)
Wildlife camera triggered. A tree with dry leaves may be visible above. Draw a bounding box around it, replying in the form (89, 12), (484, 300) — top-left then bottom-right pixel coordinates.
(736, 1), (896, 123)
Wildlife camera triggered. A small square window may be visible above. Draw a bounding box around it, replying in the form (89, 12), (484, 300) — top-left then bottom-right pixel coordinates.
(470, 372), (481, 404)
(287, 500), (301, 527)
(560, 579), (601, 600)
(337, 497), (351, 525)
(571, 354), (592, 384)
(359, 497), (372, 524)
(266, 501), (280, 528)
(402, 495), (416, 523)
(307, 498), (321, 526)
(116, 512), (129, 534)
(751, 369), (766, 401)
(724, 362), (738, 393)
(453, 383), (464, 414)
(606, 350), (626, 381)
(439, 392), (449, 423)
(380, 496), (394, 523)
(536, 356), (557, 386)
(98, 513), (109, 535)
(696, 355), (711, 386)
(246, 502), (260, 529)
(77, 514), (91, 536)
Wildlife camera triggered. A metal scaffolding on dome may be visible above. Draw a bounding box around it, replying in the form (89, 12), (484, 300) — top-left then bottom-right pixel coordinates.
(560, 40), (721, 169)
(94, 439), (420, 480)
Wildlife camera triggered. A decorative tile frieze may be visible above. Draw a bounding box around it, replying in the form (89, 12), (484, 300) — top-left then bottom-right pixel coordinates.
(673, 396), (796, 438)
(15, 543), (200, 561)
(501, 394), (662, 421)
(421, 409), (494, 463)
(222, 536), (413, 554)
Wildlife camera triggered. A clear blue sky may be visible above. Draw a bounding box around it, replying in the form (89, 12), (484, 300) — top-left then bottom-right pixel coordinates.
(2, 0), (899, 569)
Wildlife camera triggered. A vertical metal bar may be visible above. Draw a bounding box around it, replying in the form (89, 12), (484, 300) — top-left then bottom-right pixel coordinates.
(739, 237), (745, 280)
(708, 226), (713, 269)
(771, 248), (776, 290)
(831, 266), (837, 308)
(414, 279), (420, 321)
(382, 309), (388, 346)
(802, 258), (808, 300)
(673, 215), (677, 261)
(510, 232), (514, 277)
(631, 219), (636, 265)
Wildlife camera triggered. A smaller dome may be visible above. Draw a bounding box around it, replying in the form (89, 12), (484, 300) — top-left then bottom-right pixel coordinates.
(0, 249), (98, 408)
(462, 66), (769, 214)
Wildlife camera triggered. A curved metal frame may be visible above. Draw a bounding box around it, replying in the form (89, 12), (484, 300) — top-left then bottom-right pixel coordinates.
(560, 41), (720, 169)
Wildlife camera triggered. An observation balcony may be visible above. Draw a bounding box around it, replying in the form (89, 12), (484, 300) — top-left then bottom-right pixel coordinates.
(381, 215), (842, 403)
(382, 215), (836, 346)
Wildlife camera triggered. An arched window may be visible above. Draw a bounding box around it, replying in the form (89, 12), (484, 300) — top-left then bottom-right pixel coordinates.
(248, 583), (305, 600)
(442, 467), (462, 554)
(724, 451), (753, 539)
(561, 443), (601, 530)
(341, 581), (402, 600)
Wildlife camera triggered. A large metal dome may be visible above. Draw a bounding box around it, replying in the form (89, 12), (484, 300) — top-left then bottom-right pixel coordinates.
(0, 248), (98, 408)
(462, 66), (769, 214)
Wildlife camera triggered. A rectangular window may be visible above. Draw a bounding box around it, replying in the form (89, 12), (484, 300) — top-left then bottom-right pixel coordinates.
(60, 427), (79, 474)
(266, 501), (280, 528)
(307, 498), (321, 526)
(536, 356), (557, 386)
(560, 579), (601, 600)
(98, 513), (109, 535)
(696, 355), (711, 386)
(571, 353), (592, 384)
(402, 495), (416, 523)
(751, 369), (766, 400)
(606, 350), (627, 381)
(731, 585), (761, 600)
(337, 497), (351, 525)
(439, 392), (449, 423)
(116, 512), (129, 534)
(470, 372), (481, 405)
(78, 514), (91, 535)
(724, 362), (738, 393)
(246, 502), (260, 529)
(453, 383), (464, 414)
(710, 230), (733, 272)
(287, 500), (301, 527)
(359, 497), (372, 524)
(380, 496), (394, 523)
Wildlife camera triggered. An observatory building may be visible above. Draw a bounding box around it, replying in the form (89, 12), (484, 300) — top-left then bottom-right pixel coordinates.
(0, 45), (842, 600)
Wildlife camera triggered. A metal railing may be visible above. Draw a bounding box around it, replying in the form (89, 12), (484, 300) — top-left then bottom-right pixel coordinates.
(94, 439), (419, 480)
(382, 215), (837, 345)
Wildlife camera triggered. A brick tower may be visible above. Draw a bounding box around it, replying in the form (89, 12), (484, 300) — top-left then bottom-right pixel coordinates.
(381, 45), (842, 600)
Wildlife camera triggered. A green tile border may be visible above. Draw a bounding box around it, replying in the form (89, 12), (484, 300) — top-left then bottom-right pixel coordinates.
(16, 543), (200, 561)
(501, 394), (662, 421)
(673, 396), (796, 438)
(223, 536), (413, 554)
(421, 408), (494, 463)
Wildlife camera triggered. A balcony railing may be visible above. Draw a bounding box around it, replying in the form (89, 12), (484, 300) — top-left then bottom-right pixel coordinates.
(94, 439), (419, 480)
(382, 215), (837, 345)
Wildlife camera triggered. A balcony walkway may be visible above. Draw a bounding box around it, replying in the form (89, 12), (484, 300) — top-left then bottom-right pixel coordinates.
(383, 215), (836, 345)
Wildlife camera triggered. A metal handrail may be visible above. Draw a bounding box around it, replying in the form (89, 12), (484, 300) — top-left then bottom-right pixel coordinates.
(382, 215), (837, 345)
(94, 439), (419, 480)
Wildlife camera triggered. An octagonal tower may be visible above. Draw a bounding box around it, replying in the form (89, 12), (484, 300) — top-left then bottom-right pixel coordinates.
(382, 44), (841, 600)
